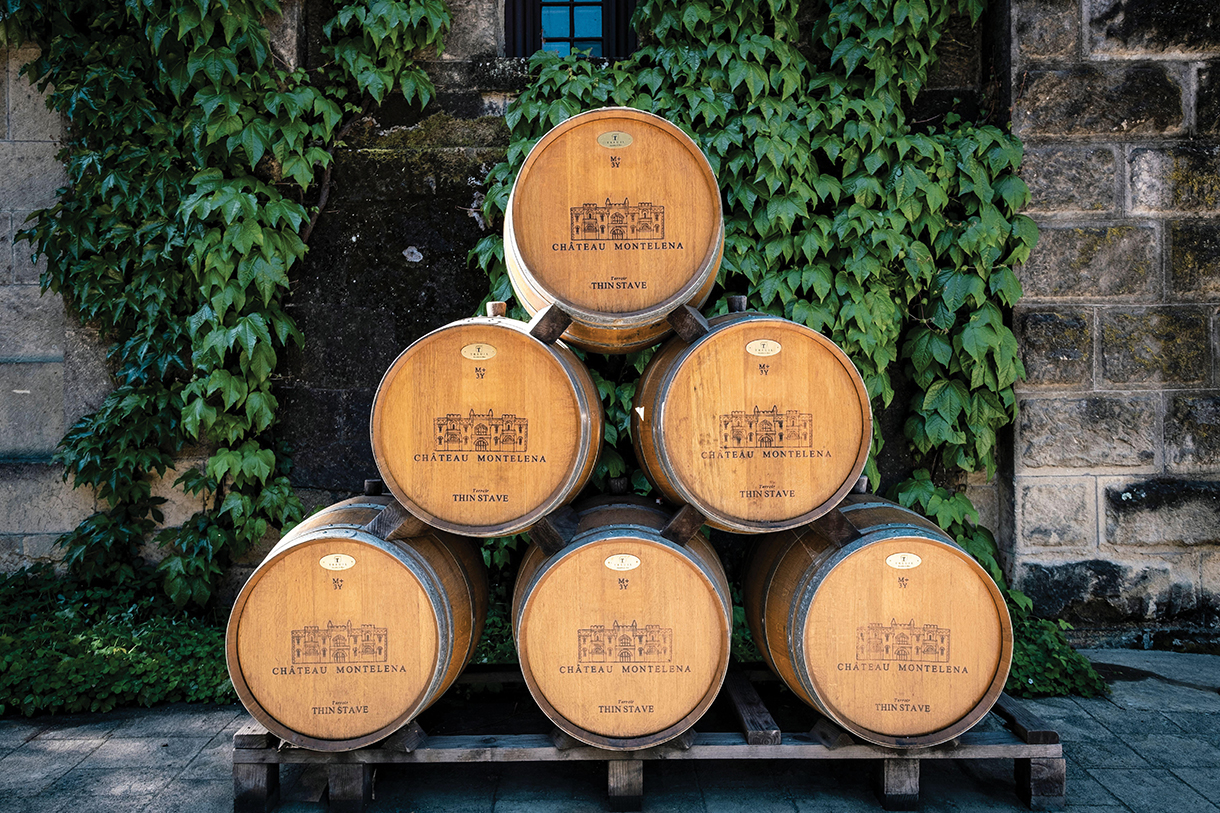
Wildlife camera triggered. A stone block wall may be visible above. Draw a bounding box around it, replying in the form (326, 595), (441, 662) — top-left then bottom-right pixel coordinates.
(1009, 0), (1220, 632)
(0, 46), (204, 570)
(0, 45), (87, 569)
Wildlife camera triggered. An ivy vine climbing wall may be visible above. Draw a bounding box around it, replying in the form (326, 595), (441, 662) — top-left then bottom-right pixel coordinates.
(0, 0), (449, 606)
(472, 0), (1106, 694)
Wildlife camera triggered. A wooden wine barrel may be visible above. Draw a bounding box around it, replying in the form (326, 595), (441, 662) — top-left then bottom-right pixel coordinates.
(743, 495), (1013, 748)
(505, 107), (724, 353)
(370, 309), (603, 536)
(226, 496), (488, 751)
(632, 311), (872, 533)
(512, 498), (732, 750)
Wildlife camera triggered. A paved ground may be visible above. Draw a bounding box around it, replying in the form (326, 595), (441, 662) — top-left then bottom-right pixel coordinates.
(0, 652), (1218, 812)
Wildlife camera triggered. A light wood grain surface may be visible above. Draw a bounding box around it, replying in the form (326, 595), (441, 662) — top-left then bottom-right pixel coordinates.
(371, 316), (602, 536)
(227, 498), (487, 751)
(633, 313), (871, 532)
(504, 107), (723, 351)
(513, 500), (731, 750)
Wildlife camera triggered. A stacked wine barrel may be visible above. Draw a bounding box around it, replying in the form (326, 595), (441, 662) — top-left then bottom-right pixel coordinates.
(227, 106), (1011, 755)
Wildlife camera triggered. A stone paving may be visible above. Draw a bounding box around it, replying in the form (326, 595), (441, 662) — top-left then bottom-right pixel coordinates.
(0, 652), (1217, 812)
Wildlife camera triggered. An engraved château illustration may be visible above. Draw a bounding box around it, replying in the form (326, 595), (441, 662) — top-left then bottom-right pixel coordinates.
(292, 620), (388, 664)
(720, 405), (813, 449)
(435, 409), (528, 452)
(856, 618), (951, 663)
(571, 197), (665, 241)
(578, 620), (673, 663)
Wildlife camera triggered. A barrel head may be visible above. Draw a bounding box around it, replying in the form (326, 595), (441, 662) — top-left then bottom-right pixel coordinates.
(372, 321), (592, 535)
(648, 316), (872, 532)
(517, 536), (729, 745)
(229, 536), (440, 747)
(801, 536), (1011, 743)
(508, 108), (722, 325)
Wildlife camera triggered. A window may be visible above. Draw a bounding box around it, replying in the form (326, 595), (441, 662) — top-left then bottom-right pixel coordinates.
(506, 0), (637, 59)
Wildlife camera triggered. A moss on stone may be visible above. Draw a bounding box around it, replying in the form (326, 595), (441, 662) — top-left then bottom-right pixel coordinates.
(1170, 152), (1220, 210)
(347, 112), (510, 150)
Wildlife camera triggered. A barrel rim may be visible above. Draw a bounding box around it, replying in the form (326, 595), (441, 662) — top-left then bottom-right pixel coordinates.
(512, 529), (732, 751)
(648, 312), (873, 533)
(369, 315), (599, 537)
(788, 526), (1014, 747)
(504, 106), (724, 328)
(226, 525), (452, 751)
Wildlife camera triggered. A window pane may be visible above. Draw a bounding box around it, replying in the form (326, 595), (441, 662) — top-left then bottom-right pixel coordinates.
(544, 42), (572, 56)
(574, 5), (601, 37)
(574, 40), (602, 56)
(541, 6), (570, 38)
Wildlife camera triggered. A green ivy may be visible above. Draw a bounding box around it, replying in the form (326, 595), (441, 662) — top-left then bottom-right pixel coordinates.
(0, 567), (235, 715)
(471, 0), (1104, 694)
(0, 0), (449, 607)
(474, 0), (1031, 490)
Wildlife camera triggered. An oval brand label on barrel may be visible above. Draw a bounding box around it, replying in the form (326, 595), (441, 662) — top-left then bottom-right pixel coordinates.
(604, 554), (641, 572)
(885, 552), (922, 570)
(596, 131), (633, 149)
(461, 343), (497, 361)
(746, 339), (782, 357)
(320, 553), (356, 571)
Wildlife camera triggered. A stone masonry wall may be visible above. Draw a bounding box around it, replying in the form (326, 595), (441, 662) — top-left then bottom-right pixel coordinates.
(0, 44), (95, 570)
(5, 3), (1219, 644)
(0, 45), (205, 573)
(1009, 0), (1220, 635)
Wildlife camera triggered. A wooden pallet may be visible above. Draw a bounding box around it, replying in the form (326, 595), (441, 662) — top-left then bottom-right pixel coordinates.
(232, 671), (1064, 813)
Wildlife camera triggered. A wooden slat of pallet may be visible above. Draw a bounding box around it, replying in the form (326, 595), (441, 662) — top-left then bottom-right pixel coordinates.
(874, 759), (919, 811)
(327, 764), (372, 813)
(723, 672), (781, 745)
(993, 695), (1061, 745)
(234, 721), (276, 750)
(1016, 757), (1067, 810)
(607, 761), (644, 812)
(232, 728), (1060, 765)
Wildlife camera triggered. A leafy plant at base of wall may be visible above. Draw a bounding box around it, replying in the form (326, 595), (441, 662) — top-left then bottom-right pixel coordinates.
(0, 0), (449, 607)
(471, 0), (1103, 694)
(895, 470), (1107, 697)
(0, 566), (235, 716)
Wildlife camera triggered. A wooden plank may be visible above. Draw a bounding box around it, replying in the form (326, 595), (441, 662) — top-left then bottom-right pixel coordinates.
(666, 303), (711, 343)
(232, 729), (1059, 765)
(607, 761), (643, 812)
(671, 730), (697, 751)
(660, 504), (705, 546)
(724, 673), (781, 745)
(1016, 757), (1067, 810)
(233, 763), (279, 813)
(234, 721), (275, 750)
(874, 758), (919, 811)
(328, 763), (372, 813)
(382, 721), (427, 754)
(527, 303), (573, 344)
(529, 505), (581, 557)
(551, 728), (584, 751)
(810, 717), (854, 750)
(360, 499), (427, 541)
(994, 694), (1061, 745)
